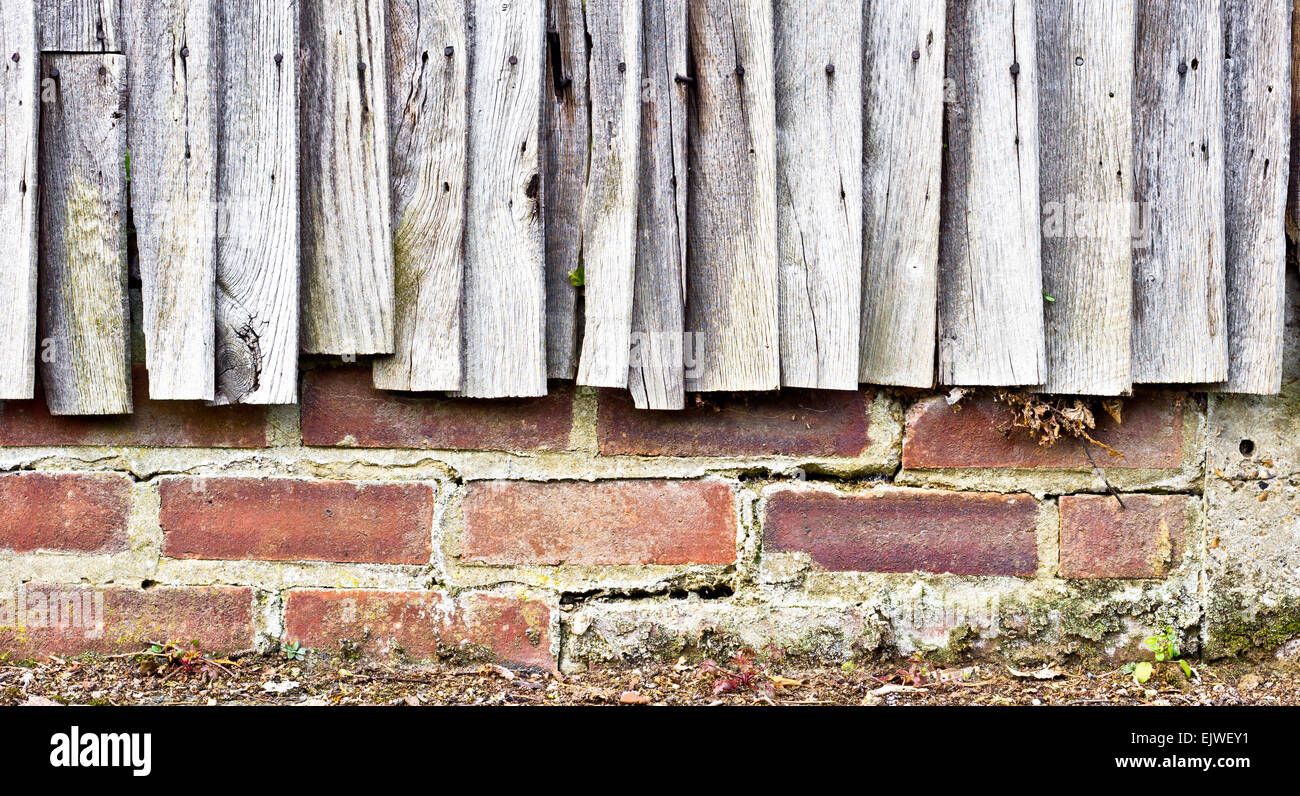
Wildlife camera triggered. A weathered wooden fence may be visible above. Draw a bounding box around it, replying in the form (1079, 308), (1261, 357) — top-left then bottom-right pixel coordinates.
(0, 0), (1292, 414)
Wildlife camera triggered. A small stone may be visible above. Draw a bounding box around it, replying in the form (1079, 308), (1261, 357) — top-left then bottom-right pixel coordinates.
(619, 690), (650, 705)
(1237, 673), (1261, 691)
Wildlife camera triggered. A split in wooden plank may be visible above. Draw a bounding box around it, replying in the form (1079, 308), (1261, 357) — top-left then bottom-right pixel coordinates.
(628, 0), (688, 410)
(775, 0), (861, 391)
(373, 0), (468, 392)
(459, 0), (547, 398)
(37, 53), (132, 415)
(939, 0), (1045, 387)
(1218, 0), (1290, 394)
(1131, 0), (1227, 383)
(859, 0), (944, 389)
(213, 0), (299, 405)
(542, 0), (587, 379)
(38, 0), (119, 51)
(576, 0), (642, 388)
(684, 0), (779, 393)
(0, 2), (40, 400)
(300, 0), (396, 356)
(1037, 0), (1134, 396)
(125, 0), (217, 401)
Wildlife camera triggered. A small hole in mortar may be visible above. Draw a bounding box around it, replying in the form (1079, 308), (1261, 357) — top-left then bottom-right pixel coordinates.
(1240, 439), (1255, 456)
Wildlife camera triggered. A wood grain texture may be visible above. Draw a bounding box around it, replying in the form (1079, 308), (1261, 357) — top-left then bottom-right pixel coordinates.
(685, 0), (779, 392)
(373, 0), (468, 392)
(125, 0), (217, 401)
(939, 0), (1044, 387)
(39, 0), (119, 51)
(1037, 0), (1134, 395)
(542, 0), (585, 379)
(37, 53), (131, 415)
(0, 2), (40, 400)
(1132, 0), (1227, 383)
(775, 0), (861, 390)
(299, 0), (395, 355)
(1218, 0), (1290, 394)
(628, 0), (688, 409)
(213, 0), (299, 405)
(1290, 3), (1299, 243)
(859, 0), (943, 389)
(460, 0), (547, 398)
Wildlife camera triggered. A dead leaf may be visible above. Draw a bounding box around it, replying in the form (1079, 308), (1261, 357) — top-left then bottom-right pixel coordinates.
(19, 696), (61, 706)
(769, 676), (804, 689)
(870, 684), (926, 697)
(619, 691), (650, 705)
(478, 664), (515, 681)
(1008, 666), (1062, 680)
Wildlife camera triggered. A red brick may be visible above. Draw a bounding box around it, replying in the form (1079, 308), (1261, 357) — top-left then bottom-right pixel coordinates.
(301, 366), (574, 450)
(764, 488), (1040, 576)
(461, 480), (737, 566)
(902, 391), (1184, 470)
(0, 366), (267, 448)
(598, 388), (872, 457)
(1059, 494), (1188, 578)
(160, 477), (434, 564)
(0, 473), (131, 554)
(0, 585), (253, 657)
(284, 589), (554, 669)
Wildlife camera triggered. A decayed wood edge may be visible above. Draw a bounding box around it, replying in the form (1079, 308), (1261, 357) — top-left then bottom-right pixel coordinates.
(213, 0), (299, 406)
(37, 53), (132, 415)
(125, 0), (218, 401)
(1131, 0), (1228, 383)
(628, 0), (687, 410)
(576, 0), (642, 388)
(373, 0), (468, 392)
(774, 0), (861, 390)
(38, 0), (120, 52)
(298, 0), (396, 356)
(1217, 0), (1290, 394)
(859, 0), (943, 389)
(0, 2), (40, 400)
(458, 0), (547, 398)
(542, 0), (586, 380)
(1036, 0), (1134, 396)
(938, 0), (1045, 387)
(683, 0), (780, 393)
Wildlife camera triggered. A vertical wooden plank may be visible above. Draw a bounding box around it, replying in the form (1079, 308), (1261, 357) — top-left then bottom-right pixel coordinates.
(0, 2), (40, 400)
(460, 0), (547, 398)
(37, 53), (131, 415)
(39, 0), (119, 51)
(859, 0), (943, 389)
(1219, 0), (1290, 394)
(299, 0), (395, 356)
(1037, 0), (1134, 395)
(542, 0), (585, 379)
(124, 0), (217, 401)
(1290, 3), (1299, 243)
(214, 0), (298, 405)
(628, 0), (688, 409)
(774, 0), (861, 390)
(1132, 0), (1227, 383)
(939, 0), (1044, 387)
(373, 0), (468, 392)
(576, 0), (642, 387)
(685, 0), (779, 392)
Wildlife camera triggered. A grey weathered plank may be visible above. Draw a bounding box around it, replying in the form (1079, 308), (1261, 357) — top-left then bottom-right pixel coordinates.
(37, 53), (131, 415)
(39, 0), (119, 51)
(1290, 6), (1299, 243)
(373, 0), (468, 392)
(1218, 0), (1290, 394)
(1132, 0), (1227, 383)
(575, 0), (642, 388)
(628, 0), (688, 410)
(299, 0), (395, 356)
(1037, 0), (1134, 395)
(774, 0), (861, 390)
(124, 0), (217, 401)
(213, 0), (299, 405)
(459, 0), (547, 398)
(542, 0), (586, 379)
(684, 0), (779, 392)
(939, 0), (1044, 387)
(859, 0), (944, 389)
(0, 2), (40, 400)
